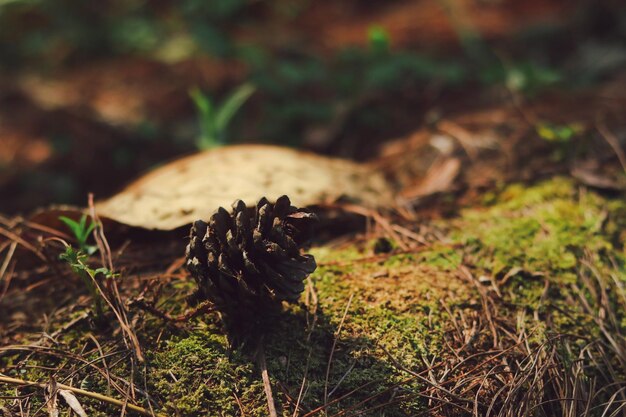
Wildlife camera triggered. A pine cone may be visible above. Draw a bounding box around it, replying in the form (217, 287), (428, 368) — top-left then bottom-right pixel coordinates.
(185, 195), (317, 334)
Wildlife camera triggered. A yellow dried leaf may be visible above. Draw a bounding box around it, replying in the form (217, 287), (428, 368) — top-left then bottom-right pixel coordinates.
(96, 145), (390, 230)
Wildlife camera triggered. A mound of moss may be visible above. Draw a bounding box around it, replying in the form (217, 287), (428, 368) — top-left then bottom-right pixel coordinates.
(121, 177), (626, 415)
(2, 177), (625, 416)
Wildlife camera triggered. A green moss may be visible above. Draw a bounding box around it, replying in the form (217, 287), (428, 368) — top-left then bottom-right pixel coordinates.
(416, 245), (462, 270)
(148, 332), (264, 416)
(134, 243), (456, 416)
(138, 177), (624, 415)
(445, 177), (626, 345)
(491, 177), (575, 209)
(454, 177), (617, 277)
(3, 177), (625, 416)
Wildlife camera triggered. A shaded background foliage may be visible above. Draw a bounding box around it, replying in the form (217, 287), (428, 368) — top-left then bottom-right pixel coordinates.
(0, 0), (625, 213)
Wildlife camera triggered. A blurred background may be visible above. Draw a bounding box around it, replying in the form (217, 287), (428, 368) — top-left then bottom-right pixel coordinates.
(0, 0), (625, 214)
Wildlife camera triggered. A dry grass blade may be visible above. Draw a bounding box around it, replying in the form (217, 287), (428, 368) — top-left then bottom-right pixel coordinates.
(257, 342), (278, 417)
(324, 293), (354, 407)
(326, 203), (410, 250)
(0, 224), (46, 261)
(45, 378), (59, 417)
(0, 241), (17, 302)
(0, 241), (16, 284)
(379, 344), (476, 412)
(58, 389), (88, 417)
(1, 344), (131, 402)
(596, 118), (626, 174)
(301, 378), (402, 417)
(130, 298), (214, 323)
(88, 194), (144, 363)
(0, 375), (166, 417)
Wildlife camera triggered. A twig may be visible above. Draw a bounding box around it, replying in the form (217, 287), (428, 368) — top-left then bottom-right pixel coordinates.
(324, 293), (354, 407)
(327, 359), (357, 399)
(0, 241), (16, 284)
(325, 204), (409, 250)
(257, 342), (278, 417)
(81, 258), (145, 362)
(130, 298), (214, 322)
(300, 379), (383, 417)
(87, 195), (144, 363)
(0, 375), (166, 417)
(0, 226), (46, 261)
(596, 119), (626, 174)
(0, 241), (16, 301)
(87, 334), (112, 397)
(88, 193), (113, 272)
(233, 389), (246, 416)
(378, 345), (478, 411)
(49, 311), (90, 339)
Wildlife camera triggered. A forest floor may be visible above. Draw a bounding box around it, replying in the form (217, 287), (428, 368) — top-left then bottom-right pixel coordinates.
(1, 83), (626, 415)
(1, 173), (626, 416)
(1, 1), (626, 416)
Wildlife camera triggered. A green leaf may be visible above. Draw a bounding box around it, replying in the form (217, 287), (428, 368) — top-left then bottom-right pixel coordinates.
(190, 87), (218, 149)
(190, 83), (255, 150)
(536, 122), (582, 143)
(367, 25), (390, 55)
(59, 216), (82, 240)
(189, 87), (214, 119)
(214, 83), (255, 136)
(59, 245), (106, 317)
(85, 245), (99, 256)
(59, 214), (98, 255)
(78, 214), (96, 242)
(59, 214), (97, 254)
(59, 245), (79, 264)
(94, 267), (110, 276)
(84, 222), (96, 241)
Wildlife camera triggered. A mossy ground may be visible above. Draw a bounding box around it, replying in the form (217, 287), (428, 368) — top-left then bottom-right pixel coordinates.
(2, 177), (625, 416)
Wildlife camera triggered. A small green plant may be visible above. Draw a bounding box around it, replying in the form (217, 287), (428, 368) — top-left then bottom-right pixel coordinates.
(58, 214), (111, 318)
(60, 246), (117, 318)
(59, 214), (98, 255)
(367, 25), (390, 55)
(505, 62), (562, 95)
(189, 83), (256, 150)
(536, 122), (582, 143)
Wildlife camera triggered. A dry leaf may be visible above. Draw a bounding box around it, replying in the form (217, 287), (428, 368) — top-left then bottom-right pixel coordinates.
(399, 157), (461, 200)
(571, 165), (626, 191)
(45, 379), (59, 417)
(58, 389), (88, 417)
(96, 145), (391, 230)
